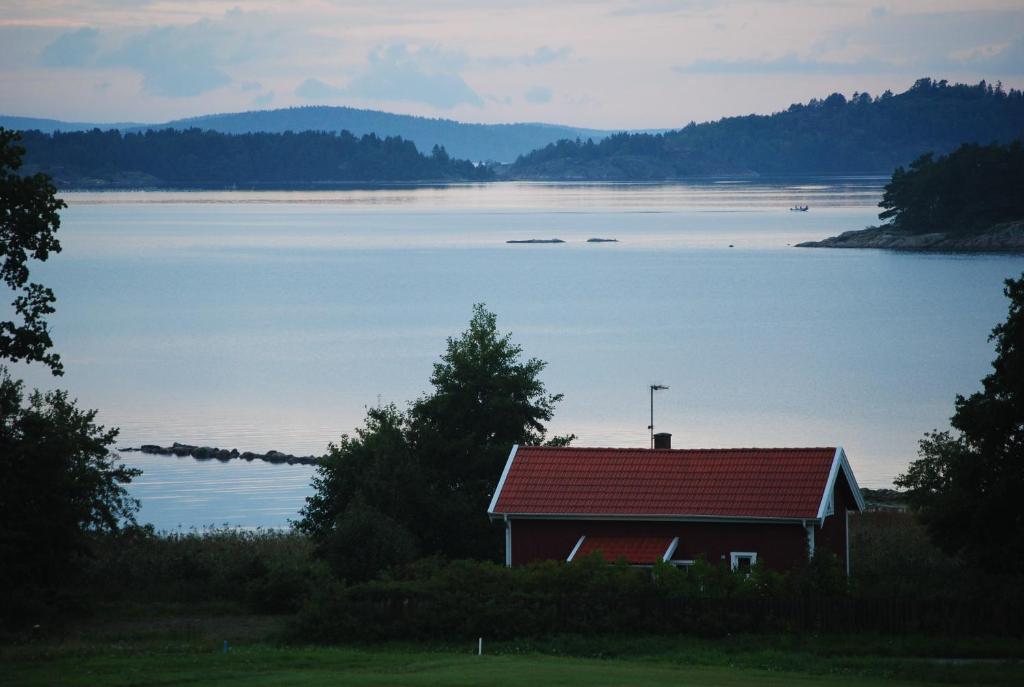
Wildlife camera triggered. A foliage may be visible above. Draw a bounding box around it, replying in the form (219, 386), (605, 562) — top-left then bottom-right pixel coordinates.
(316, 497), (420, 583)
(78, 527), (323, 614)
(290, 551), (1024, 642)
(16, 127), (493, 188)
(878, 141), (1024, 235)
(897, 274), (1024, 574)
(0, 368), (137, 624)
(510, 79), (1024, 178)
(0, 128), (64, 374)
(298, 304), (568, 567)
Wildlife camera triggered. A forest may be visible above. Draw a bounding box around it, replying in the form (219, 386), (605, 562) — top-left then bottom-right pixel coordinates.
(878, 141), (1024, 235)
(15, 128), (493, 188)
(509, 79), (1024, 179)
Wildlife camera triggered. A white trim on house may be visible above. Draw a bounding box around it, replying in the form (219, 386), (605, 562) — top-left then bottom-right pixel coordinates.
(487, 444), (519, 515)
(730, 551), (757, 570)
(567, 535), (586, 562)
(504, 516), (512, 568)
(663, 536), (680, 562)
(815, 447), (867, 522)
(806, 522), (816, 558)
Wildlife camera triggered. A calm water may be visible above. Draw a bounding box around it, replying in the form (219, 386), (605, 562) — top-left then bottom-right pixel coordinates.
(10, 180), (1024, 530)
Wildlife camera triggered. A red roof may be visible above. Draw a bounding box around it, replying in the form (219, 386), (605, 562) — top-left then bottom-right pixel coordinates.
(570, 535), (677, 565)
(490, 446), (843, 520)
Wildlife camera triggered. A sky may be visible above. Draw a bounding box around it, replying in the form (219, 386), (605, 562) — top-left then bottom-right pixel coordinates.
(1, 1), (1023, 129)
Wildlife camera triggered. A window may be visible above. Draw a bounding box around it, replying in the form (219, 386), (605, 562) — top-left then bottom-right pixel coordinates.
(730, 552), (757, 571)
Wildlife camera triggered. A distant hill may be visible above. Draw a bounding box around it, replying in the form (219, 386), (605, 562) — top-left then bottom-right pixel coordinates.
(0, 115), (146, 133)
(16, 128), (493, 188)
(1, 106), (613, 163)
(154, 107), (612, 163)
(508, 79), (1024, 179)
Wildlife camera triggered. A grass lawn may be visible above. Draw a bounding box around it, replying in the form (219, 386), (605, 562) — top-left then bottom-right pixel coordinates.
(3, 611), (1021, 687)
(0, 643), (966, 687)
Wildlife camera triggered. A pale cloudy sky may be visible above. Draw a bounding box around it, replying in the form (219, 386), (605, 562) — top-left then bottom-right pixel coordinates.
(1, 0), (1022, 129)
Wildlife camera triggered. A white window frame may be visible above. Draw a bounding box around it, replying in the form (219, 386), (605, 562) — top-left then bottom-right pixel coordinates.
(729, 551), (757, 571)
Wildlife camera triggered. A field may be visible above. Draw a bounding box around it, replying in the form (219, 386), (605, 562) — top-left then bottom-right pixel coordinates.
(3, 611), (1023, 687)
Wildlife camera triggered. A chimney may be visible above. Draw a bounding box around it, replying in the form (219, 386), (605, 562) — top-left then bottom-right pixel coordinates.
(653, 432), (672, 449)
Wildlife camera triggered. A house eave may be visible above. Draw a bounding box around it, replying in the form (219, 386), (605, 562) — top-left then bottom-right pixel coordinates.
(488, 512), (815, 525)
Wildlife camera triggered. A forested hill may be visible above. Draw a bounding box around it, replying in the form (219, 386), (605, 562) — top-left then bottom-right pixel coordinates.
(0, 106), (611, 163)
(156, 107), (610, 163)
(508, 79), (1024, 179)
(15, 128), (493, 188)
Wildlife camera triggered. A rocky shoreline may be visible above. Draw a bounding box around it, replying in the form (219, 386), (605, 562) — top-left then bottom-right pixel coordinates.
(120, 443), (319, 465)
(796, 221), (1024, 252)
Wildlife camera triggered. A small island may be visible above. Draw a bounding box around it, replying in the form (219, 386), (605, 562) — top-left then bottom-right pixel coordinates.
(121, 442), (319, 465)
(506, 238), (565, 244)
(798, 141), (1024, 252)
(586, 237), (619, 243)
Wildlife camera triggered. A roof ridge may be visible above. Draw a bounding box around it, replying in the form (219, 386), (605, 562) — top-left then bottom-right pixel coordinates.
(518, 446), (836, 452)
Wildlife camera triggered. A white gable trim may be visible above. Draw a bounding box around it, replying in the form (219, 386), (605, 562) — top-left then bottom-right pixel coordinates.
(487, 444), (519, 515)
(816, 447), (867, 521)
(663, 536), (680, 562)
(567, 535), (586, 562)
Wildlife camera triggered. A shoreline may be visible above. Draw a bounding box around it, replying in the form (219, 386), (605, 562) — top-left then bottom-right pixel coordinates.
(796, 221), (1024, 253)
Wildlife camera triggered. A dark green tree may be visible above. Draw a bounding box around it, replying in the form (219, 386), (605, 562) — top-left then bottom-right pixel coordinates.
(896, 274), (1024, 574)
(299, 304), (569, 568)
(0, 369), (139, 621)
(1, 128), (64, 375)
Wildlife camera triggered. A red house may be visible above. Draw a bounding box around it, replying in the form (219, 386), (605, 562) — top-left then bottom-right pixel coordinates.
(487, 441), (865, 574)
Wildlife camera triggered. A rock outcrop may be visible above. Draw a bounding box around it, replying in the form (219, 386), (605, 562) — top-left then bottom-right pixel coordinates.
(124, 443), (319, 465)
(796, 221), (1024, 252)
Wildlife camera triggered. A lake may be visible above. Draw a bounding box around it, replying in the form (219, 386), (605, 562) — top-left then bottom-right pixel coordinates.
(10, 179), (1024, 530)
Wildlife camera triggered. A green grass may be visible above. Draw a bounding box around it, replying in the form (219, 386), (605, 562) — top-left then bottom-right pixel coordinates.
(0, 643), (964, 687)
(3, 609), (1022, 687)
(4, 636), (1023, 687)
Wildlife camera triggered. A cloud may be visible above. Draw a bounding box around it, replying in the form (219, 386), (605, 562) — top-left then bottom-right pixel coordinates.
(958, 36), (1024, 75)
(39, 27), (99, 67)
(480, 45), (573, 68)
(295, 78), (343, 99)
(335, 44), (483, 109)
(105, 27), (232, 97)
(674, 54), (898, 75)
(524, 86), (552, 103)
(57, 9), (285, 98)
(240, 80), (262, 92)
(251, 91), (275, 107)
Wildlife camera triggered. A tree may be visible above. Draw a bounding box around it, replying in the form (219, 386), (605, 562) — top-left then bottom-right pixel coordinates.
(896, 274), (1024, 574)
(0, 369), (140, 620)
(1, 128), (65, 375)
(299, 304), (569, 568)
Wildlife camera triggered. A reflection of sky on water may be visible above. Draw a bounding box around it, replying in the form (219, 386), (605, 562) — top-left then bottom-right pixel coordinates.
(8, 181), (1024, 527)
(121, 453), (314, 532)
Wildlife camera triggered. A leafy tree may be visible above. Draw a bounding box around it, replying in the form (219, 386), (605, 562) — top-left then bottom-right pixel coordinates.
(299, 304), (569, 568)
(878, 141), (1024, 235)
(0, 369), (139, 621)
(896, 274), (1024, 574)
(1, 128), (64, 375)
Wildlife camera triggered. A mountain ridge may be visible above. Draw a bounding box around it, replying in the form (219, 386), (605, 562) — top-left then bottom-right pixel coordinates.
(0, 105), (614, 163)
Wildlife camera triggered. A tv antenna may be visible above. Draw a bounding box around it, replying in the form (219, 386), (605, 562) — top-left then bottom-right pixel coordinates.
(648, 384), (669, 448)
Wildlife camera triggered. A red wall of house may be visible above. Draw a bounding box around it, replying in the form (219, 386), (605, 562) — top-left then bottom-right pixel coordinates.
(508, 471), (858, 573)
(510, 518), (809, 573)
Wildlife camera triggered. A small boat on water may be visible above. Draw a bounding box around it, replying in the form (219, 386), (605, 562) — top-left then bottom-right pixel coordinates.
(790, 205), (809, 212)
